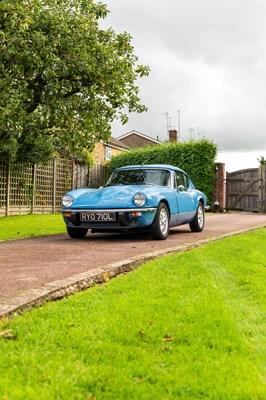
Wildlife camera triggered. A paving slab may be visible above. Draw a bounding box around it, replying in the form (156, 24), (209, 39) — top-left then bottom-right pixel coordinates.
(1, 212), (266, 318)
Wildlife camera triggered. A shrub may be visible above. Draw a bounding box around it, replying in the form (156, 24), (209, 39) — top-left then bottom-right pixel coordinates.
(109, 139), (218, 203)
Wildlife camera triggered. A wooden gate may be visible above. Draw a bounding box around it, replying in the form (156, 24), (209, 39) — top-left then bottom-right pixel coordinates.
(226, 166), (266, 213)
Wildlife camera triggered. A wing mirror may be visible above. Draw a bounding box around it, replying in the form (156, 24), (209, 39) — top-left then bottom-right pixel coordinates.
(177, 185), (185, 192)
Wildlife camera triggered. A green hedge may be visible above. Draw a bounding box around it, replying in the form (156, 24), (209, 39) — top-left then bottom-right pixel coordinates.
(109, 139), (217, 204)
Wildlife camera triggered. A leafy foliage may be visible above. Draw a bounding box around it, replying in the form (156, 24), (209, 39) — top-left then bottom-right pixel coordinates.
(109, 139), (218, 202)
(258, 156), (266, 166)
(0, 0), (149, 163)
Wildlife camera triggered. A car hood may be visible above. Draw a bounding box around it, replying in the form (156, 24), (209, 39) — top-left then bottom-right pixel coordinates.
(69, 185), (160, 209)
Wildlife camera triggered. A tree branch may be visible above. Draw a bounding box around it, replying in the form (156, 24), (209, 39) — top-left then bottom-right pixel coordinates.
(26, 72), (46, 113)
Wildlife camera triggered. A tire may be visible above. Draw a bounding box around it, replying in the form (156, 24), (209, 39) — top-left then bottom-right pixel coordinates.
(189, 203), (205, 232)
(67, 226), (88, 239)
(149, 203), (169, 240)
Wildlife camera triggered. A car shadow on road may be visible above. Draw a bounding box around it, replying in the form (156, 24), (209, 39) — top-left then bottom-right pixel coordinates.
(58, 227), (192, 243)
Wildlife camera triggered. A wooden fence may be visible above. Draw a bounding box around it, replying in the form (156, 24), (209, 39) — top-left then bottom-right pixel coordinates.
(226, 166), (266, 213)
(0, 159), (110, 217)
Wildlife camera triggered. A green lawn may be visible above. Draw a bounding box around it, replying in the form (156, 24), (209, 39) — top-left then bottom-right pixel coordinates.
(0, 228), (266, 399)
(0, 213), (66, 240)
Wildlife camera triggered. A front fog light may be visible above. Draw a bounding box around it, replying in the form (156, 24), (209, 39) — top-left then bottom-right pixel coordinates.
(133, 193), (146, 207)
(62, 195), (73, 207)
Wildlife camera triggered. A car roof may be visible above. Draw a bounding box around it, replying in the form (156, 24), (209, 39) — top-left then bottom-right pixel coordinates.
(115, 164), (186, 174)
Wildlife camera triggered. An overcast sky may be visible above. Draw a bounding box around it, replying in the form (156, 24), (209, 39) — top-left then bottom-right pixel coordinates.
(101, 0), (266, 171)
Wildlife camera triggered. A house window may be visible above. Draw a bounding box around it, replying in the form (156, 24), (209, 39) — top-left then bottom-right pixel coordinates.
(105, 146), (112, 160)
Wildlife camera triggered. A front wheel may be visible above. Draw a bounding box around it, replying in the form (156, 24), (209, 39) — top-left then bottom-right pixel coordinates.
(189, 203), (205, 232)
(149, 203), (169, 240)
(67, 226), (88, 239)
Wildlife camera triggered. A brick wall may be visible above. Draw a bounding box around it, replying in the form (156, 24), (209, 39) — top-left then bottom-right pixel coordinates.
(169, 129), (178, 142)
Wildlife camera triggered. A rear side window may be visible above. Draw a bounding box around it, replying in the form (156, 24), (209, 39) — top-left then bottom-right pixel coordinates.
(174, 172), (188, 190)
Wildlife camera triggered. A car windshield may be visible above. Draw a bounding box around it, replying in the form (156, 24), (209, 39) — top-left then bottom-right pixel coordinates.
(106, 169), (171, 187)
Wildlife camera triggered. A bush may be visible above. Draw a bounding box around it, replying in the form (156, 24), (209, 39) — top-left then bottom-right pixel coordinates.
(109, 139), (218, 204)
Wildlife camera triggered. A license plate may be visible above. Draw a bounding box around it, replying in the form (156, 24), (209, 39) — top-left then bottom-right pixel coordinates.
(80, 212), (116, 222)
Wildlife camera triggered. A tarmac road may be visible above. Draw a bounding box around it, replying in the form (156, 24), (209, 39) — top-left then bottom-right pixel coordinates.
(1, 212), (266, 317)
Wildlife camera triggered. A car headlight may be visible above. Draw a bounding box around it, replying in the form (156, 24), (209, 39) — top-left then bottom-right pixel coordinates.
(62, 195), (74, 207)
(133, 193), (146, 207)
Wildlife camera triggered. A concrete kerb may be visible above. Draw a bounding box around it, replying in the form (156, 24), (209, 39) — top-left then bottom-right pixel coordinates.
(1, 224), (266, 320)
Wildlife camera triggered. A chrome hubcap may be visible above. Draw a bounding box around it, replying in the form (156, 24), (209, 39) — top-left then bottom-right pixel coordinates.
(159, 208), (168, 235)
(198, 206), (204, 228)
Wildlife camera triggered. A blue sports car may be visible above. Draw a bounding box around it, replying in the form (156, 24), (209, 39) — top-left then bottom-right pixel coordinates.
(62, 164), (208, 240)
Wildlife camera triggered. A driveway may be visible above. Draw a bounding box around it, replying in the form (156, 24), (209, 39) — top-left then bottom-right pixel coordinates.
(1, 212), (266, 317)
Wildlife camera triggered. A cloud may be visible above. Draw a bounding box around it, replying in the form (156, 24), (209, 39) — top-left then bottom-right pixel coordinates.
(102, 0), (266, 153)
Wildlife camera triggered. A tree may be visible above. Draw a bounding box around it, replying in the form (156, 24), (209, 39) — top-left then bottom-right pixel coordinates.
(0, 0), (149, 163)
(258, 156), (266, 166)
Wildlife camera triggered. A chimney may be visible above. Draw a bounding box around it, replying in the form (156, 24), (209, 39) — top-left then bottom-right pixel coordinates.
(169, 129), (178, 142)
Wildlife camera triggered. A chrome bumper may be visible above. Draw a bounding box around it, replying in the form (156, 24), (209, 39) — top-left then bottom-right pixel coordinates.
(61, 207), (157, 213)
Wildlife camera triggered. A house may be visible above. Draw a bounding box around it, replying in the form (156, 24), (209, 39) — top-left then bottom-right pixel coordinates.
(116, 130), (162, 148)
(93, 136), (130, 164)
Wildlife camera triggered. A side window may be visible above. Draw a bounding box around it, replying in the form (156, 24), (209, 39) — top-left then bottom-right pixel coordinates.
(183, 174), (188, 189)
(175, 172), (187, 190)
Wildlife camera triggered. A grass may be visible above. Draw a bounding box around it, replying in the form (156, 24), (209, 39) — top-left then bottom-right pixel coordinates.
(0, 213), (66, 240)
(0, 228), (266, 399)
